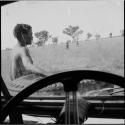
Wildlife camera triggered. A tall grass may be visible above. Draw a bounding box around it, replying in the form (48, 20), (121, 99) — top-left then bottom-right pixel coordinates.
(1, 36), (124, 96)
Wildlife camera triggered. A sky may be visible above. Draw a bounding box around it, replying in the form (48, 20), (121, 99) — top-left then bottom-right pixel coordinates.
(1, 0), (124, 49)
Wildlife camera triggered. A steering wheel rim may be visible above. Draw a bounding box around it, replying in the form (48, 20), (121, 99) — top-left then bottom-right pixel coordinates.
(1, 70), (124, 123)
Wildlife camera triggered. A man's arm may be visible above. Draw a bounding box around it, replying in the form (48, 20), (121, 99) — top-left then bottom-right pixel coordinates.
(21, 48), (50, 77)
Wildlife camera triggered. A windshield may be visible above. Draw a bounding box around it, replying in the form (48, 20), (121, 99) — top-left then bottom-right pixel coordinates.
(1, 1), (124, 124)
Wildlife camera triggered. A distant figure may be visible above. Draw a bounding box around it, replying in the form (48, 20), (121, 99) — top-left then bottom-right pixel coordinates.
(109, 33), (112, 38)
(66, 40), (70, 49)
(10, 24), (51, 80)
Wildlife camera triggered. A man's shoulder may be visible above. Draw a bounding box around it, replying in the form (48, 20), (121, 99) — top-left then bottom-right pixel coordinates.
(12, 46), (26, 56)
(12, 46), (30, 59)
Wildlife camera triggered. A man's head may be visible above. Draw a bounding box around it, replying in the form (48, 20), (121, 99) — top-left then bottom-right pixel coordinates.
(13, 24), (33, 46)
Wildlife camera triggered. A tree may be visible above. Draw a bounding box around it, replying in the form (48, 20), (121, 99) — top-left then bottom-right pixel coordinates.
(6, 48), (11, 51)
(63, 25), (79, 38)
(35, 41), (44, 46)
(73, 30), (83, 45)
(63, 25), (83, 45)
(35, 30), (50, 46)
(87, 33), (92, 40)
(95, 34), (101, 40)
(52, 37), (58, 45)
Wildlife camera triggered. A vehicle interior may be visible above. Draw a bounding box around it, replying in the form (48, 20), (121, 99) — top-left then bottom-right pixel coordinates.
(1, 71), (125, 124)
(1, 1), (124, 124)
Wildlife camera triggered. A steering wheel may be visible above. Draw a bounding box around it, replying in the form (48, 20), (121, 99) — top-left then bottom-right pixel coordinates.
(1, 70), (124, 124)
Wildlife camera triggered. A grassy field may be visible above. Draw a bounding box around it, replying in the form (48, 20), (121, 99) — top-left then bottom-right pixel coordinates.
(1, 36), (124, 96)
(31, 36), (124, 75)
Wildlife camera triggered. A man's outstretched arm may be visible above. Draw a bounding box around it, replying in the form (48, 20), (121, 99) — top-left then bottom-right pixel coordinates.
(21, 48), (50, 77)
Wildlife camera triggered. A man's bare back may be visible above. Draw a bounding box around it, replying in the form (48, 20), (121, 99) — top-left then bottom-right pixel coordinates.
(11, 24), (51, 80)
(11, 46), (32, 80)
